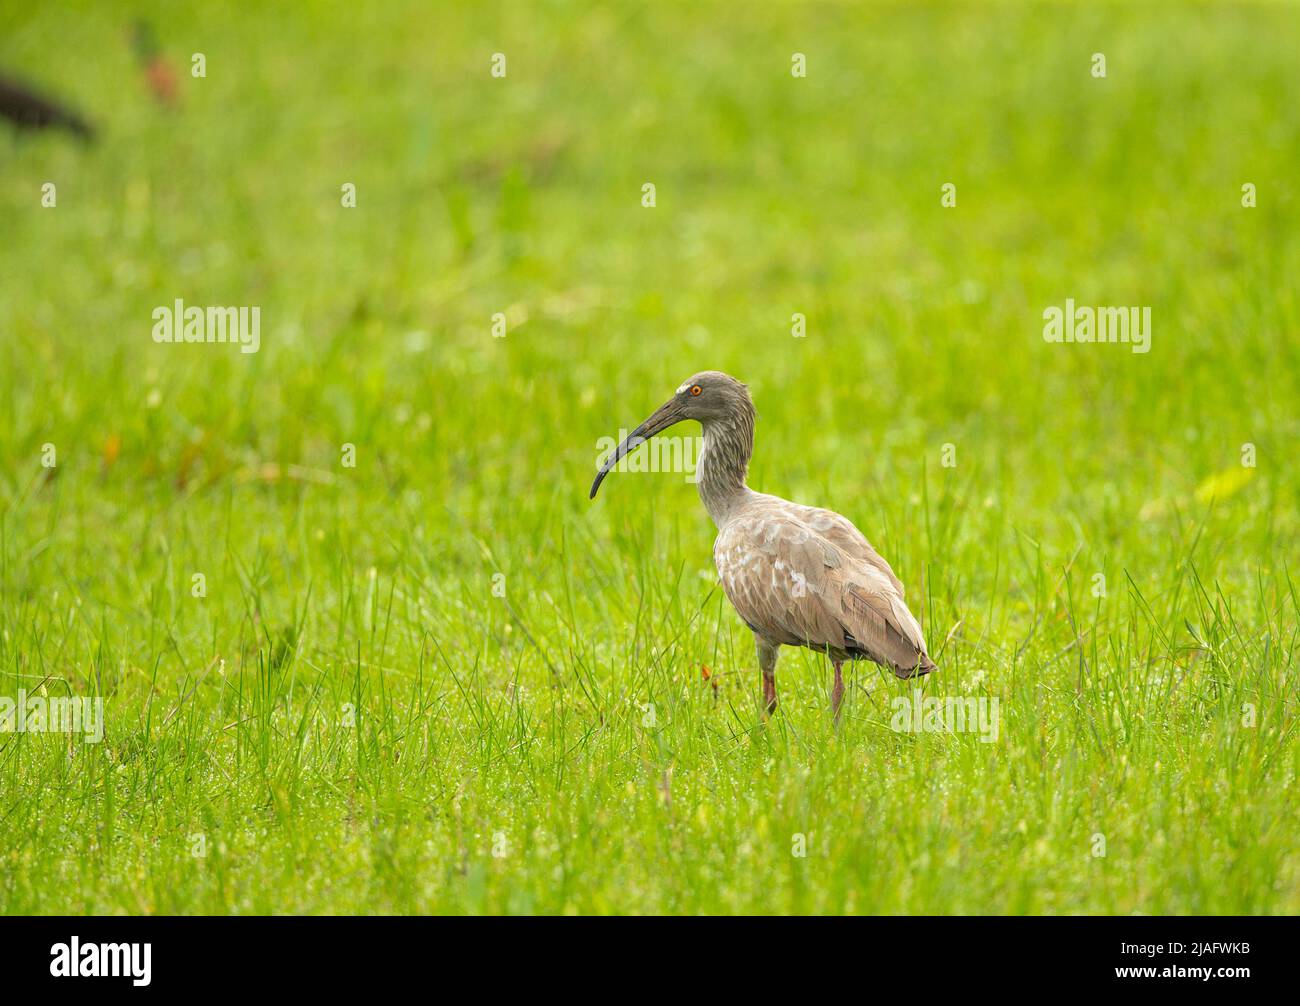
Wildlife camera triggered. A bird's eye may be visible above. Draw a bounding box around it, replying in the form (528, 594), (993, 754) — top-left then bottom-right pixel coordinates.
(690, 385), (702, 396)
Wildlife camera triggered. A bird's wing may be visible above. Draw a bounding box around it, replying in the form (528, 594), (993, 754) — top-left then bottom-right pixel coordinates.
(715, 505), (931, 673)
(839, 579), (932, 673)
(786, 501), (905, 595)
(714, 509), (843, 648)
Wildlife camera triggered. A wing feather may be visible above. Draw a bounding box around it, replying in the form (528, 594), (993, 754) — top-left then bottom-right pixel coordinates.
(785, 502), (905, 595)
(714, 501), (933, 675)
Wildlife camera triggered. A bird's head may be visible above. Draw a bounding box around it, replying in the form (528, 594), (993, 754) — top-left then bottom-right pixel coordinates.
(589, 371), (752, 500)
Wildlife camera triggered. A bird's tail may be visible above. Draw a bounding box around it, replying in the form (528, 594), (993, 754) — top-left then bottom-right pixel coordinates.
(896, 652), (937, 679)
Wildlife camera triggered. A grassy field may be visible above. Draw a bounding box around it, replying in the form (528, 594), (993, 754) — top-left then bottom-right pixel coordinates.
(2, 1), (1298, 915)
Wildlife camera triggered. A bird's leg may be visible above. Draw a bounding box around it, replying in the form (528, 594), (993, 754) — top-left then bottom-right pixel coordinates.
(831, 661), (845, 722)
(756, 636), (780, 717)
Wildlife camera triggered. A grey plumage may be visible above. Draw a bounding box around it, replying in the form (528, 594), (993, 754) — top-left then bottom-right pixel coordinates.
(590, 370), (935, 718)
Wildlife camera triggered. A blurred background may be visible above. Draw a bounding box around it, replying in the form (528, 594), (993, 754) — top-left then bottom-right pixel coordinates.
(5, 2), (1297, 521)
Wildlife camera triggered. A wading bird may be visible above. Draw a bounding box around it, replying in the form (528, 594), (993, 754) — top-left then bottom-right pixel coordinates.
(590, 371), (935, 720)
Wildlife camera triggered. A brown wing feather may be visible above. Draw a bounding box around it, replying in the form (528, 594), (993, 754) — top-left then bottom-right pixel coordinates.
(840, 582), (934, 675)
(714, 500), (934, 675)
(785, 501), (905, 595)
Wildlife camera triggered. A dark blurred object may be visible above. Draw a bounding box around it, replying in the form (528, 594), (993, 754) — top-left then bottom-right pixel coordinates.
(0, 73), (95, 140)
(132, 20), (178, 106)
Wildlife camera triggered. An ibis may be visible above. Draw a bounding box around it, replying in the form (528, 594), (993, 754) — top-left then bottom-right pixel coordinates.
(590, 371), (936, 719)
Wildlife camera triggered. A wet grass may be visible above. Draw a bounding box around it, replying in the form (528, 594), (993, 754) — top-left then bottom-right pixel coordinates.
(1, 1), (1298, 914)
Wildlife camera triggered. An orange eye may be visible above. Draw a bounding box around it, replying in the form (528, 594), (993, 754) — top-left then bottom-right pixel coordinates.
(690, 385), (702, 396)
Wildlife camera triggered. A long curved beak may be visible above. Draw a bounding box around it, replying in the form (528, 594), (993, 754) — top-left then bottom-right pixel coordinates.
(589, 398), (685, 500)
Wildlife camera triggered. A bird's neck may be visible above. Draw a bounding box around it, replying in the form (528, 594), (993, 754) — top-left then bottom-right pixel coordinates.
(697, 412), (755, 527)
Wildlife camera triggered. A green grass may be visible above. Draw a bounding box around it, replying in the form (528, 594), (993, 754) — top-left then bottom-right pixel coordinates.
(2, 0), (1299, 914)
